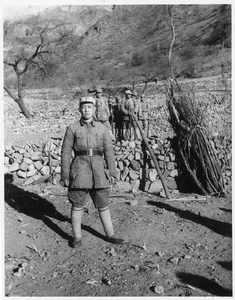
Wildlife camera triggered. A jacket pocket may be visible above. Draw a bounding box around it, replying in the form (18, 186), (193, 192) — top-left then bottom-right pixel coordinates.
(96, 133), (103, 148)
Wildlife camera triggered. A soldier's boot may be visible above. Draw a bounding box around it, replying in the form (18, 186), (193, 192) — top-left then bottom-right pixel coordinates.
(98, 206), (125, 244)
(71, 206), (83, 248)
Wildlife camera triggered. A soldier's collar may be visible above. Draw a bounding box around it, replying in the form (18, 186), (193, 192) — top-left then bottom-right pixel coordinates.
(80, 118), (96, 127)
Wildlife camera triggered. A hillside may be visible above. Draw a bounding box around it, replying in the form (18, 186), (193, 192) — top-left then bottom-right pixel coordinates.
(4, 4), (231, 89)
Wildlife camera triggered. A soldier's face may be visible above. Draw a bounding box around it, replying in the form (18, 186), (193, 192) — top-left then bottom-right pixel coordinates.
(96, 92), (102, 98)
(80, 103), (96, 120)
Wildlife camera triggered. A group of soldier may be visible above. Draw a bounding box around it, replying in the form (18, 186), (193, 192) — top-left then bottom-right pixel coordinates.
(91, 87), (150, 141)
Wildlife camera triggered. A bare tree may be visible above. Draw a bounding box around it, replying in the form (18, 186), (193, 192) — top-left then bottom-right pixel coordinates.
(4, 16), (75, 118)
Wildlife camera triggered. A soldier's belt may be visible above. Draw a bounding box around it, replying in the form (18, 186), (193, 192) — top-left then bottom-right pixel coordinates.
(75, 149), (103, 156)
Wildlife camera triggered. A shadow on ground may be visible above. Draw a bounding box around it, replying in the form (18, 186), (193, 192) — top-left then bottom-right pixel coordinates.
(5, 174), (71, 241)
(176, 271), (232, 296)
(147, 200), (232, 237)
(217, 260), (232, 271)
(5, 174), (108, 246)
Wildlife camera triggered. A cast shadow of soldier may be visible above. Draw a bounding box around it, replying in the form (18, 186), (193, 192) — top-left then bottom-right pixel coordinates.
(4, 174), (107, 246)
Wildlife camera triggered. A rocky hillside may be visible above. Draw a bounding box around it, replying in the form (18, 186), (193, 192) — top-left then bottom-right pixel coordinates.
(4, 4), (231, 88)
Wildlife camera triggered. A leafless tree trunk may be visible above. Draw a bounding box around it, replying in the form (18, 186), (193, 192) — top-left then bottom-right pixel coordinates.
(168, 6), (176, 79)
(4, 83), (31, 119)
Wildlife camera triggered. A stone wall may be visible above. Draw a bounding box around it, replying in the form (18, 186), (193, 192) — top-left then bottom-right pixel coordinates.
(4, 133), (232, 195)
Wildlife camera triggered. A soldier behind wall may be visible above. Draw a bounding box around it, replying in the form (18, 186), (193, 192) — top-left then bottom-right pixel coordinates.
(113, 95), (124, 141)
(121, 89), (134, 140)
(95, 88), (115, 141)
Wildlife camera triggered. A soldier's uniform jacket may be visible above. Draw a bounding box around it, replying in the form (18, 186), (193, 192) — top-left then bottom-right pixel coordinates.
(121, 98), (137, 121)
(61, 119), (116, 189)
(95, 96), (110, 121)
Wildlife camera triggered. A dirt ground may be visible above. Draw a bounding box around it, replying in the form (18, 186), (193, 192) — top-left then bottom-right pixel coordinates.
(4, 175), (232, 297)
(4, 93), (232, 297)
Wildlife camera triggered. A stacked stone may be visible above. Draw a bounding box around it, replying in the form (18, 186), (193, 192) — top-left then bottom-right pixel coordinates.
(4, 139), (63, 186)
(210, 135), (232, 192)
(4, 135), (232, 194)
(114, 138), (179, 195)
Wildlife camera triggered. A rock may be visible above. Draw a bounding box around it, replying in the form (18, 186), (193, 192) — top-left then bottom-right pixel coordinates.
(144, 180), (151, 192)
(31, 174), (42, 182)
(32, 174), (50, 185)
(123, 159), (130, 167)
(167, 178), (177, 190)
(27, 164), (35, 171)
(130, 160), (141, 171)
(54, 166), (61, 174)
(27, 169), (37, 177)
(4, 157), (9, 165)
(159, 190), (166, 197)
(169, 257), (179, 265)
(34, 161), (43, 170)
(31, 153), (41, 161)
(49, 159), (59, 168)
(24, 177), (35, 185)
(118, 161), (124, 171)
(127, 152), (134, 162)
(121, 167), (129, 181)
(19, 162), (29, 171)
(40, 166), (50, 176)
(23, 157), (33, 165)
(170, 169), (178, 177)
(17, 170), (27, 178)
(148, 179), (163, 194)
(129, 169), (139, 180)
(167, 162), (175, 170)
(168, 152), (176, 161)
(9, 162), (19, 172)
(129, 141), (136, 148)
(115, 181), (131, 192)
(148, 169), (158, 182)
(154, 285), (164, 294)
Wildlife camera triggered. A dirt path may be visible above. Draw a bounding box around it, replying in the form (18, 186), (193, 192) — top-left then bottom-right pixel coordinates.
(5, 178), (232, 297)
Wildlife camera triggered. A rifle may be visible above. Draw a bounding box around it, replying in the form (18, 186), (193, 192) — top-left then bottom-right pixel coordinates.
(130, 112), (171, 199)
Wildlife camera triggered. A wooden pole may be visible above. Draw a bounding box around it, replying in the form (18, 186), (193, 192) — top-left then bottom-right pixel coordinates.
(130, 112), (171, 199)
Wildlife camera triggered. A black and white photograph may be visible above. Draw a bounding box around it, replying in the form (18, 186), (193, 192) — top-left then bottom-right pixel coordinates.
(3, 2), (232, 297)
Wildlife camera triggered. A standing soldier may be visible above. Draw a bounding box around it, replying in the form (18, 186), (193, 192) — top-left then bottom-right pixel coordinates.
(107, 95), (115, 135)
(138, 94), (150, 137)
(95, 88), (115, 141)
(61, 96), (125, 248)
(131, 91), (141, 140)
(113, 95), (124, 140)
(121, 89), (134, 140)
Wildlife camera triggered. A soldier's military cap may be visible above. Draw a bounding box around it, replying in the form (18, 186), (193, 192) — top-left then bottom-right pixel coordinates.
(80, 96), (96, 105)
(125, 90), (132, 95)
(96, 88), (103, 93)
